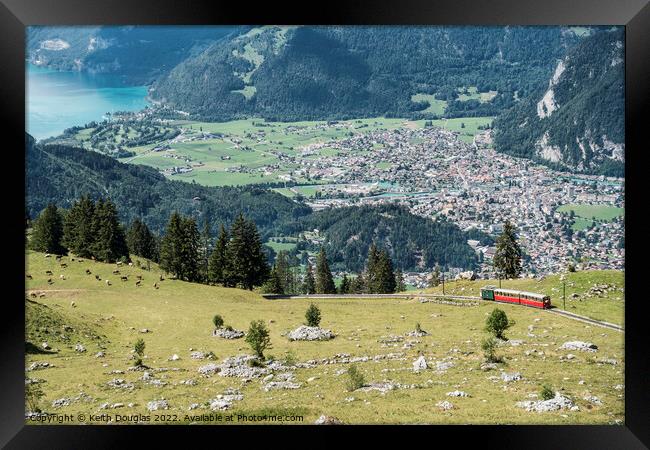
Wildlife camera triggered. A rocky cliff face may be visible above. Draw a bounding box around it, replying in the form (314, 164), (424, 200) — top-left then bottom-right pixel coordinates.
(493, 28), (624, 177)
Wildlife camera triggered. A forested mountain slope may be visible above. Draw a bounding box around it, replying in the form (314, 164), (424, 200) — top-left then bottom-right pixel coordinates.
(493, 28), (624, 176)
(152, 26), (583, 121)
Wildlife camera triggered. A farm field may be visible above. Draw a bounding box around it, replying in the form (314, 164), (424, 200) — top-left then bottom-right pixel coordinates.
(556, 204), (624, 231)
(26, 251), (623, 425)
(104, 115), (493, 187)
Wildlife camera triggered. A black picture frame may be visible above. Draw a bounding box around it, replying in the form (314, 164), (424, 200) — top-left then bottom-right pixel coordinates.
(2, 0), (648, 447)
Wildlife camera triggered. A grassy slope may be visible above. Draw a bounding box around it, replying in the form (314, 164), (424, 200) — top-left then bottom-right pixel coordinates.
(421, 271), (624, 327)
(25, 251), (623, 424)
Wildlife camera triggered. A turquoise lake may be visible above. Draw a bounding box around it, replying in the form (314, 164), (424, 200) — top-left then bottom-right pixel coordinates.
(26, 64), (150, 141)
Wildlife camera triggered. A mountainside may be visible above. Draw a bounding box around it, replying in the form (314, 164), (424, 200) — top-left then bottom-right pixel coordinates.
(25, 134), (310, 238)
(492, 29), (624, 177)
(27, 26), (242, 85)
(152, 26), (583, 121)
(280, 204), (491, 272)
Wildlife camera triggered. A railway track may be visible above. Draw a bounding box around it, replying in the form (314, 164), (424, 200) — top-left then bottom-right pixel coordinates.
(262, 293), (624, 332)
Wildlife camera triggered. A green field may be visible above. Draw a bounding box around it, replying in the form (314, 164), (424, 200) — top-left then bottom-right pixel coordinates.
(556, 204), (624, 231)
(457, 86), (498, 103)
(411, 94), (448, 116)
(25, 251), (623, 425)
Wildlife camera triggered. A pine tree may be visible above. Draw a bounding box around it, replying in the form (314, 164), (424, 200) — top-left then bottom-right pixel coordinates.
(315, 247), (336, 294)
(92, 199), (129, 263)
(30, 204), (67, 255)
(375, 249), (396, 294)
(223, 214), (269, 290)
(339, 273), (351, 294)
(262, 265), (284, 294)
(303, 262), (316, 294)
(493, 220), (522, 279)
(199, 220), (212, 283)
(395, 268), (405, 292)
(63, 195), (96, 258)
(365, 243), (380, 293)
(179, 216), (201, 282)
(274, 251), (291, 294)
(208, 223), (228, 284)
(351, 273), (366, 294)
(126, 219), (157, 261)
(159, 212), (184, 278)
(429, 265), (441, 288)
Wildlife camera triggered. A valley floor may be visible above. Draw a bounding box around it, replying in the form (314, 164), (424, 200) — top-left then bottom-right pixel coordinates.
(25, 251), (624, 425)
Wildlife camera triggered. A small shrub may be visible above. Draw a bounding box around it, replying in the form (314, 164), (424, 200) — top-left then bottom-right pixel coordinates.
(283, 350), (298, 366)
(481, 336), (499, 363)
(25, 383), (45, 413)
(248, 358), (265, 368)
(540, 384), (554, 400)
(305, 303), (321, 327)
(225, 325), (234, 332)
(212, 314), (224, 328)
(485, 308), (513, 340)
(246, 320), (271, 359)
(346, 364), (365, 391)
(567, 263), (576, 273)
(134, 338), (145, 367)
(415, 322), (422, 333)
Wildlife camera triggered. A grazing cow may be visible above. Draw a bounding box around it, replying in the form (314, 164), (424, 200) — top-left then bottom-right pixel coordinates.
(71, 258), (75, 261)
(159, 275), (165, 281)
(95, 275), (101, 281)
(116, 261), (123, 266)
(128, 262), (133, 266)
(135, 280), (142, 287)
(26, 274), (32, 279)
(39, 293), (46, 298)
(59, 274), (66, 280)
(85, 269), (92, 275)
(70, 301), (76, 307)
(30, 292), (37, 298)
(153, 283), (159, 289)
(136, 275), (143, 280)
(45, 270), (53, 275)
(106, 280), (112, 286)
(78, 259), (84, 263)
(121, 276), (128, 282)
(55, 255), (62, 261)
(47, 278), (53, 285)
(60, 263), (67, 268)
(112, 270), (120, 275)
(45, 254), (51, 258)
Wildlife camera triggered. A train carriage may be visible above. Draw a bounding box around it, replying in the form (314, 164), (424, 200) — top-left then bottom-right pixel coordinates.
(480, 285), (551, 309)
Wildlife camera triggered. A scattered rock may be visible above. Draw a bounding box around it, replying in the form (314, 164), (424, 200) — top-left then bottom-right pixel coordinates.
(560, 341), (598, 352)
(168, 354), (180, 361)
(435, 361), (454, 372)
(436, 400), (454, 410)
(188, 403), (200, 410)
(583, 395), (603, 406)
(51, 398), (71, 408)
(75, 343), (86, 353)
(263, 381), (302, 391)
(501, 372), (522, 382)
(213, 328), (245, 339)
(413, 356), (428, 372)
(95, 351), (105, 358)
(447, 390), (470, 397)
(27, 362), (52, 371)
(147, 399), (169, 411)
(197, 363), (220, 376)
(480, 362), (498, 371)
(405, 328), (429, 338)
(140, 329), (150, 334)
(41, 342), (51, 350)
(219, 354), (269, 378)
(516, 392), (574, 412)
(315, 415), (343, 425)
(179, 379), (197, 386)
(287, 325), (335, 341)
(107, 378), (134, 390)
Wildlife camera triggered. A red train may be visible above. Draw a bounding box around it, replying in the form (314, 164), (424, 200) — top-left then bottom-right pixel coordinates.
(480, 286), (551, 309)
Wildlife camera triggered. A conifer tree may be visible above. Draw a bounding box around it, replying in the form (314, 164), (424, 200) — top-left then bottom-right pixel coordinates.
(375, 249), (396, 294)
(208, 223), (229, 284)
(339, 273), (351, 294)
(365, 243), (380, 293)
(159, 212), (184, 278)
(493, 220), (522, 279)
(429, 265), (441, 288)
(199, 220), (212, 283)
(303, 262), (316, 294)
(395, 268), (405, 292)
(92, 199), (129, 263)
(63, 195), (96, 258)
(315, 246), (336, 294)
(30, 204), (67, 255)
(223, 214), (269, 290)
(262, 265), (284, 294)
(178, 216), (200, 282)
(126, 219), (157, 261)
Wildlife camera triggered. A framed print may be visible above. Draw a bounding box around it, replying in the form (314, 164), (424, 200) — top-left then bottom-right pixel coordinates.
(1, 0), (648, 447)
